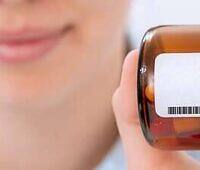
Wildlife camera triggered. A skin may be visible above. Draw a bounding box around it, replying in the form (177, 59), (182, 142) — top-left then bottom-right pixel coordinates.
(113, 50), (200, 170)
(0, 1), (199, 170)
(0, 0), (129, 169)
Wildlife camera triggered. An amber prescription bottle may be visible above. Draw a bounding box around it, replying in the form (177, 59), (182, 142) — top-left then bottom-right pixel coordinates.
(137, 25), (200, 150)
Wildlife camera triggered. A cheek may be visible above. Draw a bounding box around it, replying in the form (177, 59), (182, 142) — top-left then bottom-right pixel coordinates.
(0, 0), (130, 111)
(72, 0), (112, 7)
(71, 0), (129, 13)
(74, 0), (129, 51)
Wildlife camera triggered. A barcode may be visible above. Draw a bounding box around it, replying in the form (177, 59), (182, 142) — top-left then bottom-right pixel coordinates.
(168, 106), (200, 115)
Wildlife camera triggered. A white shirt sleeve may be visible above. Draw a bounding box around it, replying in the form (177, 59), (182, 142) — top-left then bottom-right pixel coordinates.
(96, 140), (126, 170)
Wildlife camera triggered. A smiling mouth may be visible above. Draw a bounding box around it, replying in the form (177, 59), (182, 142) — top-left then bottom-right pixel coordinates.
(0, 25), (74, 63)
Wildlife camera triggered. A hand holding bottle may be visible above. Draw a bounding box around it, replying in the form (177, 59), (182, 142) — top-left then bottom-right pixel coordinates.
(112, 50), (200, 170)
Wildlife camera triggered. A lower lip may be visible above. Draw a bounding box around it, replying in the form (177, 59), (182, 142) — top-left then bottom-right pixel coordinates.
(0, 29), (70, 63)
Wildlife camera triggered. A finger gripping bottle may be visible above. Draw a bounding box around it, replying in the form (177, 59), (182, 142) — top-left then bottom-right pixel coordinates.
(137, 25), (200, 150)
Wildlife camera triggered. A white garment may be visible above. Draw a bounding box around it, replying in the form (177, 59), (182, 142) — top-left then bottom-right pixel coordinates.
(98, 0), (200, 169)
(96, 140), (126, 170)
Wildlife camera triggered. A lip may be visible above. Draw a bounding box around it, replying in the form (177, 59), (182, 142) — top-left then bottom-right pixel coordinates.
(0, 25), (73, 63)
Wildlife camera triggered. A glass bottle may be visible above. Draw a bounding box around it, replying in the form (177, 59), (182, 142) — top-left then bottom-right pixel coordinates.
(138, 25), (200, 150)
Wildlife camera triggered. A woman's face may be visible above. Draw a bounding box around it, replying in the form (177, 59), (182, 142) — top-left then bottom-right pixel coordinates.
(0, 0), (129, 112)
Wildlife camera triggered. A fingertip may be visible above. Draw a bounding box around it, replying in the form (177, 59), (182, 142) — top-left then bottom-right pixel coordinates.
(122, 50), (138, 72)
(120, 49), (139, 87)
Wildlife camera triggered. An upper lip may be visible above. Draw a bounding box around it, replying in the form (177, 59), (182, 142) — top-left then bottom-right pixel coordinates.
(0, 25), (74, 43)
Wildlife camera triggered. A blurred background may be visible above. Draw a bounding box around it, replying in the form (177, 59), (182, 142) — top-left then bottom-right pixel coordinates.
(98, 0), (200, 169)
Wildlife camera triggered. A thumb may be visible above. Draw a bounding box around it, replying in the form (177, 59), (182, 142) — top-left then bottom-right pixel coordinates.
(112, 50), (199, 170)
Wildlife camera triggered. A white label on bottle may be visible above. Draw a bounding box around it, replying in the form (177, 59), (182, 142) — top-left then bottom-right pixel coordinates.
(155, 53), (200, 118)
